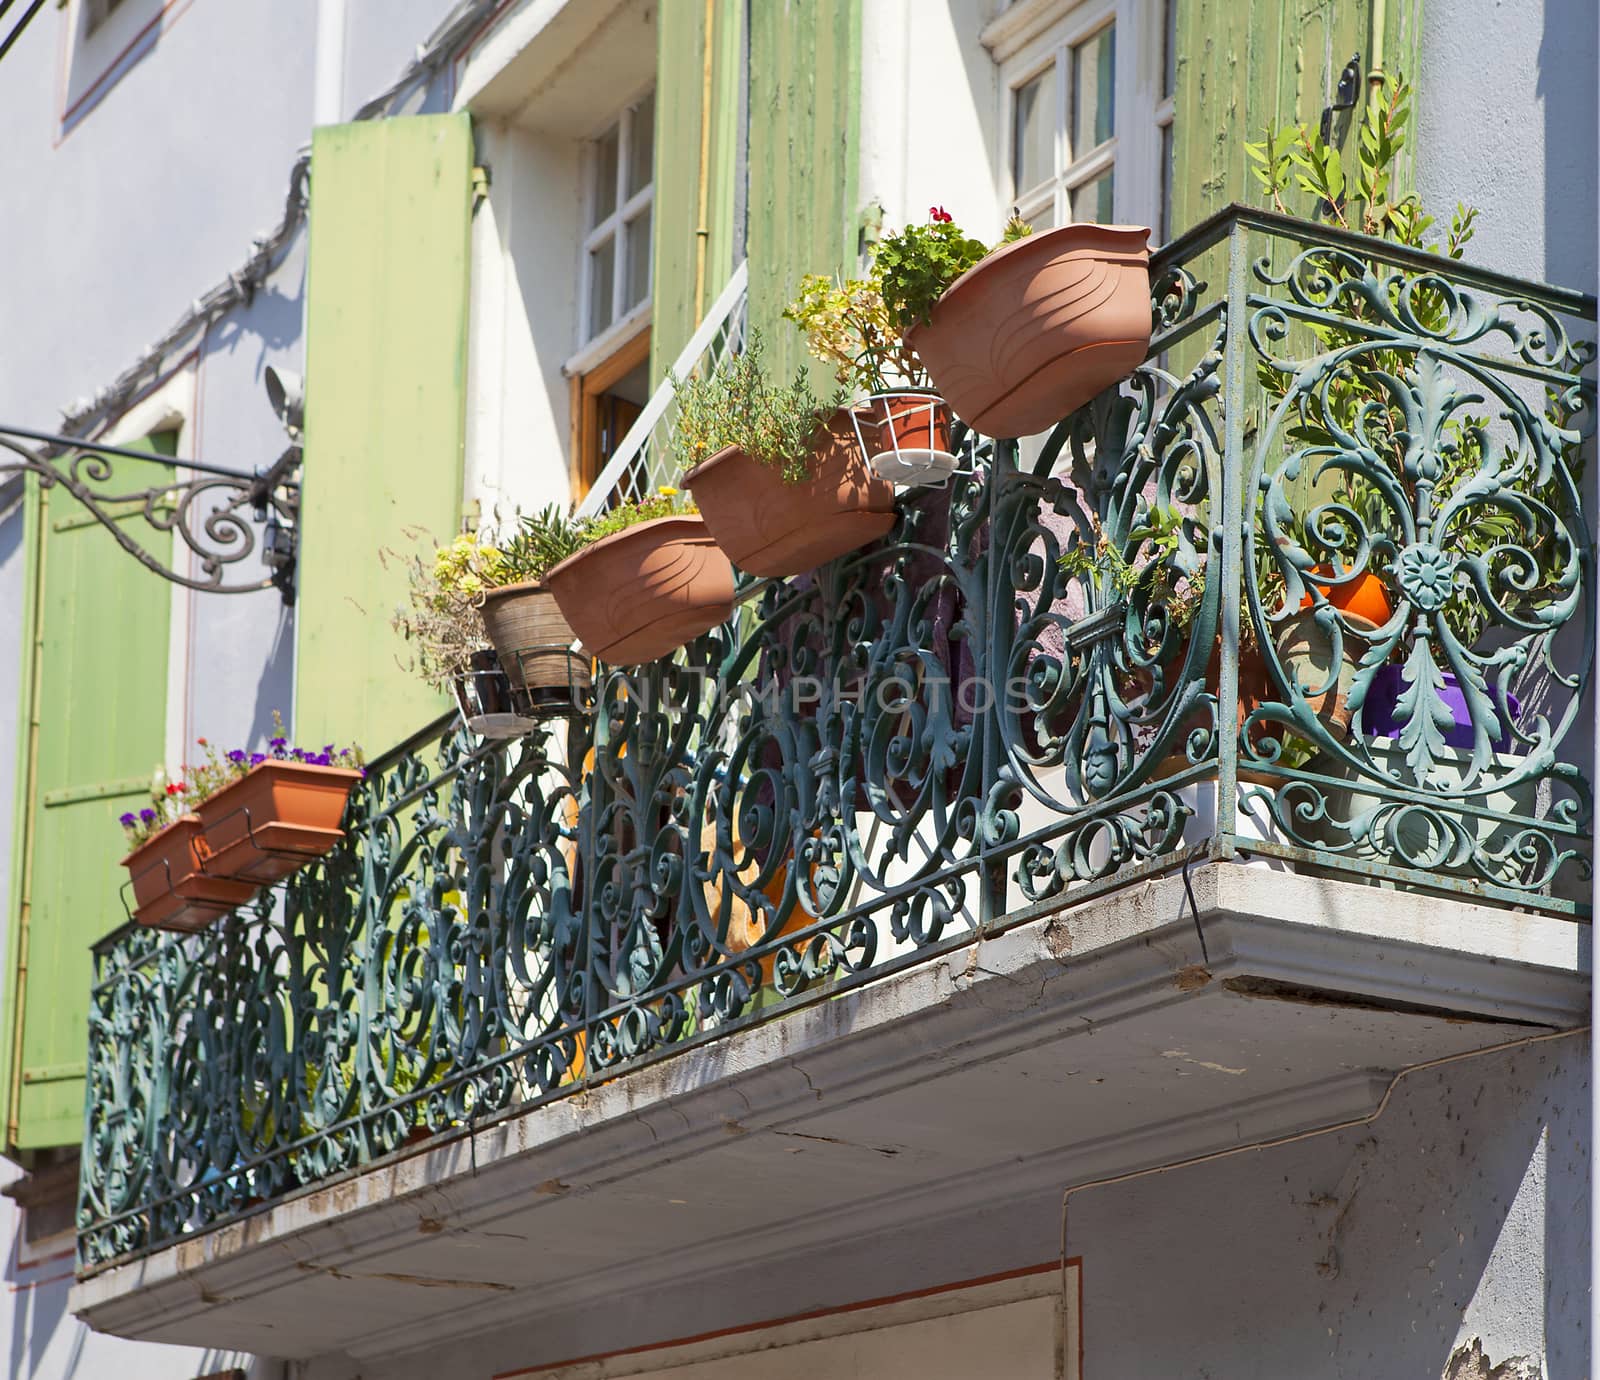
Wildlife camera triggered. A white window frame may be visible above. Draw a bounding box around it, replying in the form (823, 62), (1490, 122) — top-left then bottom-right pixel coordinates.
(579, 90), (655, 349)
(990, 0), (1169, 235)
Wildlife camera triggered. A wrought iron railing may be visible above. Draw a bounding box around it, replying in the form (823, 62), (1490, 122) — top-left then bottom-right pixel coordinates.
(78, 207), (1596, 1269)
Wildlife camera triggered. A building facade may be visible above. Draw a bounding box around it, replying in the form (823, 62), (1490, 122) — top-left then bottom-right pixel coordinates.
(0, 0), (1596, 1377)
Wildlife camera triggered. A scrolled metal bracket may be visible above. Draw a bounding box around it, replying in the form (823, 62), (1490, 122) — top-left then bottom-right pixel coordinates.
(0, 424), (299, 603)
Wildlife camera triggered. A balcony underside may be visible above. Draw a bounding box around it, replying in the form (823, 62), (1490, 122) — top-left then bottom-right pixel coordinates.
(70, 863), (1587, 1365)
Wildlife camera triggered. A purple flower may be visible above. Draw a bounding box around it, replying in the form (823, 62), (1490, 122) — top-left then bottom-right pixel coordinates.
(227, 749), (246, 764)
(119, 812), (137, 827)
(139, 808), (157, 823)
(322, 744), (335, 755)
(269, 736), (287, 748)
(249, 752), (267, 766)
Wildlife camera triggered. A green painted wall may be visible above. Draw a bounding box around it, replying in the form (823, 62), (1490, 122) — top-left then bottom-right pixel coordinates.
(297, 114), (473, 754)
(746, 0), (861, 381)
(651, 0), (744, 383)
(2, 436), (175, 1155)
(1171, 0), (1423, 235)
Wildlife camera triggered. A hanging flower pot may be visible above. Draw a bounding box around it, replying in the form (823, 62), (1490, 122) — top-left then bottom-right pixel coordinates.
(122, 816), (255, 933)
(452, 648), (538, 738)
(684, 408), (897, 578)
(479, 582), (592, 713)
(905, 223), (1152, 438)
(545, 515), (736, 665)
(196, 759), (363, 886)
(848, 392), (959, 486)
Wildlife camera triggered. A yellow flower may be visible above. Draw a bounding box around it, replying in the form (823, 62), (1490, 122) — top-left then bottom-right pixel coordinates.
(657, 486), (679, 497)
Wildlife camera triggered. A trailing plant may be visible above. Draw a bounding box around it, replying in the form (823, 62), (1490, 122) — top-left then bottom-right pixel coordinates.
(672, 333), (844, 483)
(875, 205), (1033, 336)
(390, 530), (504, 691)
(119, 712), (364, 848)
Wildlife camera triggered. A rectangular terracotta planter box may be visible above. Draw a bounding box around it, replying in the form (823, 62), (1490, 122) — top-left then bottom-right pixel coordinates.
(195, 761), (363, 885)
(122, 815), (256, 933)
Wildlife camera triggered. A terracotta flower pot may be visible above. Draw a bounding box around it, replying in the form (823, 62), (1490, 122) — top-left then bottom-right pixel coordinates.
(479, 581), (592, 709)
(683, 409), (897, 578)
(545, 515), (736, 665)
(851, 393), (958, 484)
(196, 760), (363, 885)
(122, 816), (255, 933)
(906, 223), (1152, 439)
(1300, 566), (1393, 627)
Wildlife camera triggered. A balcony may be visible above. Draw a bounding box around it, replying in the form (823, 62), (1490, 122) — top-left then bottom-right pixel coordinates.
(72, 208), (1595, 1364)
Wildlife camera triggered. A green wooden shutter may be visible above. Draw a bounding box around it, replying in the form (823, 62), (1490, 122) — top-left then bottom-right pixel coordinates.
(651, 0), (744, 380)
(745, 0), (861, 381)
(1170, 0), (1423, 234)
(1, 434), (175, 1155)
(296, 113), (474, 753)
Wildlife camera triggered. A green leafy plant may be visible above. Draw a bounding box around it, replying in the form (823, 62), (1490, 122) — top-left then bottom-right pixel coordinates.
(671, 333), (844, 483)
(576, 487), (697, 545)
(1243, 74), (1578, 649)
(784, 269), (928, 394)
(788, 207), (1032, 395)
(496, 504), (588, 586)
(874, 207), (992, 335)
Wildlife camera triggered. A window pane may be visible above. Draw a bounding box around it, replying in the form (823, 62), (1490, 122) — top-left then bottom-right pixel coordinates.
(625, 206), (652, 310)
(1162, 0), (1176, 99)
(592, 124), (620, 227)
(588, 237), (615, 336)
(1070, 25), (1115, 156)
(1070, 167), (1114, 224)
(627, 92), (654, 197)
(1012, 69), (1053, 197)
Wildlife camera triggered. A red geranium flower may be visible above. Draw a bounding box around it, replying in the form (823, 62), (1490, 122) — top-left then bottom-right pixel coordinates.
(929, 205), (953, 223)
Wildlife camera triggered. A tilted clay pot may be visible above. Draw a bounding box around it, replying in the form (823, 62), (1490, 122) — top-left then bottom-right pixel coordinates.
(545, 515), (735, 665)
(906, 223), (1151, 439)
(122, 815), (255, 932)
(684, 409), (897, 578)
(196, 760), (364, 885)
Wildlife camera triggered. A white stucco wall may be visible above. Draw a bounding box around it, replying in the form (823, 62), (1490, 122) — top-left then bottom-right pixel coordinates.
(1417, 0), (1598, 294)
(283, 1036), (1586, 1380)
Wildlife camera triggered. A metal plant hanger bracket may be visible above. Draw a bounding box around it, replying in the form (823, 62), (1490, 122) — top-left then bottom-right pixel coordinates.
(0, 424), (299, 602)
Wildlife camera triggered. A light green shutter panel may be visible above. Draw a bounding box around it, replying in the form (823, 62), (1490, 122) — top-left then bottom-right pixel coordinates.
(297, 114), (473, 753)
(1170, 0), (1422, 235)
(2, 435), (174, 1154)
(745, 0), (861, 380)
(652, 0), (744, 379)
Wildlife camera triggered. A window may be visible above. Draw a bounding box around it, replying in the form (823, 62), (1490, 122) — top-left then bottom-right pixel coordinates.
(997, 0), (1171, 236)
(581, 91), (655, 346)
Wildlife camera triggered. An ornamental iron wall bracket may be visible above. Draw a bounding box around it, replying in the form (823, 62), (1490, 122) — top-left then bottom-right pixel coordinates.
(0, 425), (299, 603)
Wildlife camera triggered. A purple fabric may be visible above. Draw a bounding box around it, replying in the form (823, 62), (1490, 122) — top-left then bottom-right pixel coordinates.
(1363, 664), (1519, 751)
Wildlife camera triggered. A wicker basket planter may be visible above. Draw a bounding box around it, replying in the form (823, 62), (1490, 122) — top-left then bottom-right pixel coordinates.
(479, 582), (592, 711)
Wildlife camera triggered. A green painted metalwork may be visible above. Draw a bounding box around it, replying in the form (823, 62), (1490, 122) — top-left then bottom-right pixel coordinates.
(77, 209), (1594, 1266)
